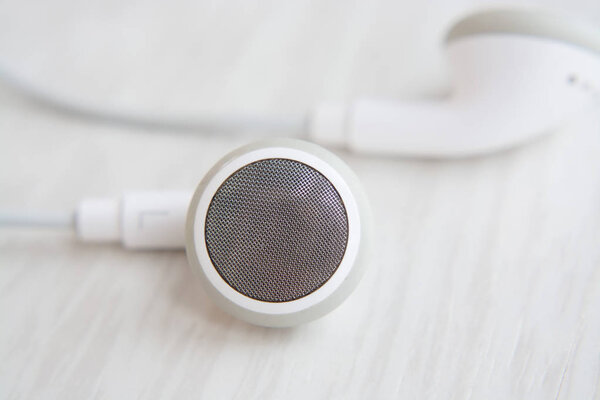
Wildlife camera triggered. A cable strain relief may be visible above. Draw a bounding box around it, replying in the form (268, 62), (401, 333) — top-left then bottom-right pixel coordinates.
(308, 102), (347, 148)
(76, 198), (121, 242)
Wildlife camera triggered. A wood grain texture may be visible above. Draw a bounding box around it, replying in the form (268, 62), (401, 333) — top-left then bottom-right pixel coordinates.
(1, 1), (600, 399)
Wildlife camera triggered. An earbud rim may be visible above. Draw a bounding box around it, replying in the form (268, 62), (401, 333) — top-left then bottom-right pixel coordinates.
(446, 8), (600, 56)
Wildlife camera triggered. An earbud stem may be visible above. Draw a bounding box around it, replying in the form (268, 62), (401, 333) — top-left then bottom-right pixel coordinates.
(310, 99), (483, 157)
(310, 33), (600, 158)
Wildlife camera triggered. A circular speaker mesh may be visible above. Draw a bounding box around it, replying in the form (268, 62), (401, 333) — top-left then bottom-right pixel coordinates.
(205, 158), (349, 302)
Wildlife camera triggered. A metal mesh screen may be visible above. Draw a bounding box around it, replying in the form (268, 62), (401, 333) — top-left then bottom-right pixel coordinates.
(205, 158), (349, 302)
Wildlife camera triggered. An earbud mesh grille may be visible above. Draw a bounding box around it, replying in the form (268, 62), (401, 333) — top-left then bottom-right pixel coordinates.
(205, 158), (349, 302)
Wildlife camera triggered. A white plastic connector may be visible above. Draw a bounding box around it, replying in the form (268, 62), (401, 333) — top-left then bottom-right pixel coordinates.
(309, 102), (347, 148)
(76, 191), (192, 249)
(76, 198), (120, 242)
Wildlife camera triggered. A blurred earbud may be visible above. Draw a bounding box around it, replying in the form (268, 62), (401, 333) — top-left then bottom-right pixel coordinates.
(310, 8), (600, 157)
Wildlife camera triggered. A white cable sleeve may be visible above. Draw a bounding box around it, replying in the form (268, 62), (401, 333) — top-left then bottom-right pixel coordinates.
(76, 191), (193, 249)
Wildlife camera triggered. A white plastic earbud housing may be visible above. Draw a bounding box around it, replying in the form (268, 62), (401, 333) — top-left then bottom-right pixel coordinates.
(310, 8), (600, 157)
(185, 139), (372, 327)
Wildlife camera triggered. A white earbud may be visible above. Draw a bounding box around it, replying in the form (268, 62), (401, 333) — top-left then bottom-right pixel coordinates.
(73, 140), (371, 327)
(310, 8), (600, 157)
(186, 140), (371, 327)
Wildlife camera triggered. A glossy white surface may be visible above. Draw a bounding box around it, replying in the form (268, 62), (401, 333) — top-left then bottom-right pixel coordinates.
(1, 1), (600, 398)
(311, 36), (600, 157)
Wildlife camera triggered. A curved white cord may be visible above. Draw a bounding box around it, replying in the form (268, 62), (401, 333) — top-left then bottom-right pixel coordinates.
(0, 210), (74, 229)
(0, 66), (308, 136)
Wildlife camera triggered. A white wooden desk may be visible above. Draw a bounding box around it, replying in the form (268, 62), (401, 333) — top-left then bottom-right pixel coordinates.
(1, 1), (600, 398)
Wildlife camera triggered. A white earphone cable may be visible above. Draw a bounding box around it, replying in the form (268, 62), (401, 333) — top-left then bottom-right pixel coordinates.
(0, 66), (308, 136)
(0, 210), (74, 229)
